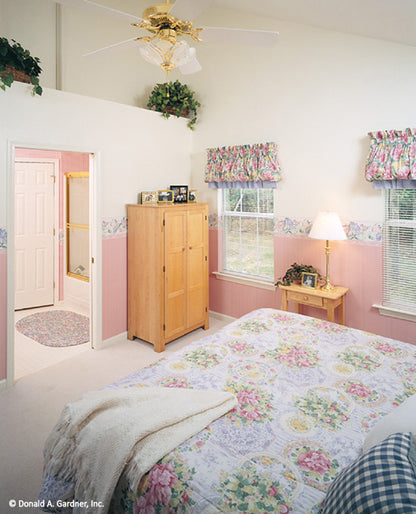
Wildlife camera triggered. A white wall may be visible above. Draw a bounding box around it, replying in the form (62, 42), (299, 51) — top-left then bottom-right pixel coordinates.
(0, 82), (191, 381)
(1, 0), (57, 89)
(2, 0), (416, 224)
(186, 9), (416, 222)
(0, 83), (191, 221)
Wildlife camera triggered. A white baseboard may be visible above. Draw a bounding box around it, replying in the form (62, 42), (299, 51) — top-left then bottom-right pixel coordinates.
(209, 310), (236, 323)
(63, 295), (90, 313)
(0, 379), (6, 392)
(97, 331), (128, 350)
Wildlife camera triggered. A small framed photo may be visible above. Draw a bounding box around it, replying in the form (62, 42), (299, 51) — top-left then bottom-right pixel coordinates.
(157, 190), (173, 203)
(188, 190), (197, 203)
(141, 191), (157, 204)
(170, 185), (188, 203)
(301, 272), (318, 289)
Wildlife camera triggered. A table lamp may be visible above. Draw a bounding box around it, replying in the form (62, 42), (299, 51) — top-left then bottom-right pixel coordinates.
(309, 211), (346, 291)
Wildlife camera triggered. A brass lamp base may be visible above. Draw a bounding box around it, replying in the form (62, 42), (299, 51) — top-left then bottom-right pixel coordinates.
(320, 240), (335, 291)
(321, 281), (335, 291)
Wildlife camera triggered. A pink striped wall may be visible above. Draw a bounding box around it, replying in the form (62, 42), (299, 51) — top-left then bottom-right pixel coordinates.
(0, 252), (7, 380)
(102, 235), (127, 340)
(209, 228), (416, 344)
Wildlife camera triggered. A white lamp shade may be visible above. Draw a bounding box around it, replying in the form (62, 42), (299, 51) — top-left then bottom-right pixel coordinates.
(309, 211), (347, 241)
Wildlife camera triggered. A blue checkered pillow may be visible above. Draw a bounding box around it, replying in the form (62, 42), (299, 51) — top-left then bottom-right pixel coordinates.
(323, 432), (416, 514)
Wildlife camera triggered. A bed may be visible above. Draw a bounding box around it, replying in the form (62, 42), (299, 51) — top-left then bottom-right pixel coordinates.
(39, 308), (416, 513)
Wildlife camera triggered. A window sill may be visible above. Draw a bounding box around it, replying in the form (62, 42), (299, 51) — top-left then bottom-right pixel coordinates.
(372, 304), (416, 323)
(212, 271), (276, 291)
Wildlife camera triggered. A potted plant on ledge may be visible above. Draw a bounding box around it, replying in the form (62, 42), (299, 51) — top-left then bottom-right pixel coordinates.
(0, 37), (43, 96)
(147, 80), (200, 130)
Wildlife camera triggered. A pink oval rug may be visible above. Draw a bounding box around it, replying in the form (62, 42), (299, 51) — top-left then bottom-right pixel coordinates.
(16, 310), (89, 347)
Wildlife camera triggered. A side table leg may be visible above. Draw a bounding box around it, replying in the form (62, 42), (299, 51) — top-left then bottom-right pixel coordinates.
(281, 290), (288, 311)
(327, 302), (335, 323)
(294, 303), (300, 314)
(339, 297), (345, 325)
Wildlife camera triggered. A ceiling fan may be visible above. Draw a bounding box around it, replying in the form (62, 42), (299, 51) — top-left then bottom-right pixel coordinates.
(53, 0), (279, 77)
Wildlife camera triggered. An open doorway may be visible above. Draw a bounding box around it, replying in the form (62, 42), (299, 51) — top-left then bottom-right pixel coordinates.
(13, 148), (94, 379)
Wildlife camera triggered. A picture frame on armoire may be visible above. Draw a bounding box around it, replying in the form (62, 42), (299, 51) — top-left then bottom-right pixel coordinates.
(188, 190), (197, 202)
(141, 191), (157, 204)
(170, 185), (188, 203)
(157, 190), (174, 203)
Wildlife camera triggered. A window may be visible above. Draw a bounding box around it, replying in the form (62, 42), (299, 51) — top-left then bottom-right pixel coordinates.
(221, 188), (274, 280)
(384, 190), (416, 313)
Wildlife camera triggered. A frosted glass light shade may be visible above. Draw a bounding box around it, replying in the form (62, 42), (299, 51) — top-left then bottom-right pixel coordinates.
(309, 211), (347, 241)
(138, 40), (192, 68)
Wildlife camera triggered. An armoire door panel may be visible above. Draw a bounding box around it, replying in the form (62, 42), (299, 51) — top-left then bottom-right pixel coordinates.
(188, 246), (205, 288)
(167, 251), (185, 294)
(166, 294), (186, 338)
(187, 210), (205, 245)
(188, 287), (205, 327)
(186, 209), (207, 327)
(164, 210), (187, 339)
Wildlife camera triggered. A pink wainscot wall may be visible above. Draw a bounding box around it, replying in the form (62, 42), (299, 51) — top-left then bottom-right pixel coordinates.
(0, 251), (7, 380)
(209, 227), (416, 345)
(102, 234), (128, 340)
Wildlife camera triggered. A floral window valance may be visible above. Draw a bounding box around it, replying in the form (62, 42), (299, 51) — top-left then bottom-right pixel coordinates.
(365, 128), (416, 189)
(205, 141), (282, 189)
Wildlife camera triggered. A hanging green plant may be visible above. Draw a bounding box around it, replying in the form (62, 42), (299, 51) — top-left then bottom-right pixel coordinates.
(147, 80), (200, 130)
(0, 37), (43, 96)
(275, 263), (324, 286)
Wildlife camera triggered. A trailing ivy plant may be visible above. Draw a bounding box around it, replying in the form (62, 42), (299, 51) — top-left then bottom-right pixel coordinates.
(0, 37), (43, 96)
(147, 80), (200, 130)
(275, 263), (323, 286)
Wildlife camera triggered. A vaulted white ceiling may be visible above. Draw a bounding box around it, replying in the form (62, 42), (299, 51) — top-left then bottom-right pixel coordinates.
(215, 0), (416, 47)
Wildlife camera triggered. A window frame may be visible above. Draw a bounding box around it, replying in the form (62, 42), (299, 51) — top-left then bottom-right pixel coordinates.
(219, 188), (275, 282)
(380, 189), (416, 318)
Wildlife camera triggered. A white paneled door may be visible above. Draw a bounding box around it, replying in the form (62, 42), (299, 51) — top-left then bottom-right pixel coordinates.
(15, 161), (55, 310)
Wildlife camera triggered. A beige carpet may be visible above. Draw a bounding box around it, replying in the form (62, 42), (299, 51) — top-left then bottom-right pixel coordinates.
(0, 317), (229, 513)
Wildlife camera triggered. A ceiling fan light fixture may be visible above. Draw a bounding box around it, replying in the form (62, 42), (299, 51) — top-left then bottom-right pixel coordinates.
(138, 38), (192, 72)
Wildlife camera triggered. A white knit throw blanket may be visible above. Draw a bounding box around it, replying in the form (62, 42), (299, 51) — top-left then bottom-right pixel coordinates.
(43, 386), (237, 514)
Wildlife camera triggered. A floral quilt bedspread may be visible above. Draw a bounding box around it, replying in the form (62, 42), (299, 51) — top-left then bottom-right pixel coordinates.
(40, 308), (416, 513)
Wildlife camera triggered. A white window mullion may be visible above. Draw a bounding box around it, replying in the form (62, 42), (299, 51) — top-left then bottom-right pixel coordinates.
(383, 190), (416, 313)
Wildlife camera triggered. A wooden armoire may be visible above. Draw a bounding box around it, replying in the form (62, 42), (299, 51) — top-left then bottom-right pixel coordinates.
(127, 203), (209, 352)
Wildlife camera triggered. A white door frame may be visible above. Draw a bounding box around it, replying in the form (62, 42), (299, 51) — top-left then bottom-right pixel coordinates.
(15, 157), (60, 308)
(6, 142), (102, 388)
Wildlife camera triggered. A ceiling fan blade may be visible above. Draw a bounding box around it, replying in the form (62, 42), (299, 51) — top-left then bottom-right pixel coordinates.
(179, 51), (202, 74)
(168, 0), (213, 21)
(83, 37), (140, 57)
(54, 0), (142, 24)
(200, 27), (279, 46)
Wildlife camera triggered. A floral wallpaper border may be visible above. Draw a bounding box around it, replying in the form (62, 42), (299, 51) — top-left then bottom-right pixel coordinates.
(0, 216), (382, 248)
(0, 220), (128, 249)
(209, 215), (382, 243)
(102, 217), (128, 238)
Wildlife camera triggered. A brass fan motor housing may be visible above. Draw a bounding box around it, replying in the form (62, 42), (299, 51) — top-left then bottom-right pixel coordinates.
(134, 1), (201, 41)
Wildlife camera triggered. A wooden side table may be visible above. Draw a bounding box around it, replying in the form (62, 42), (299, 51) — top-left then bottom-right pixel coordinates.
(279, 284), (349, 325)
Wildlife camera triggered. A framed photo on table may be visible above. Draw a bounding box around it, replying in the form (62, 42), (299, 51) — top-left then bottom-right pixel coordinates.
(170, 185), (188, 203)
(301, 272), (318, 289)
